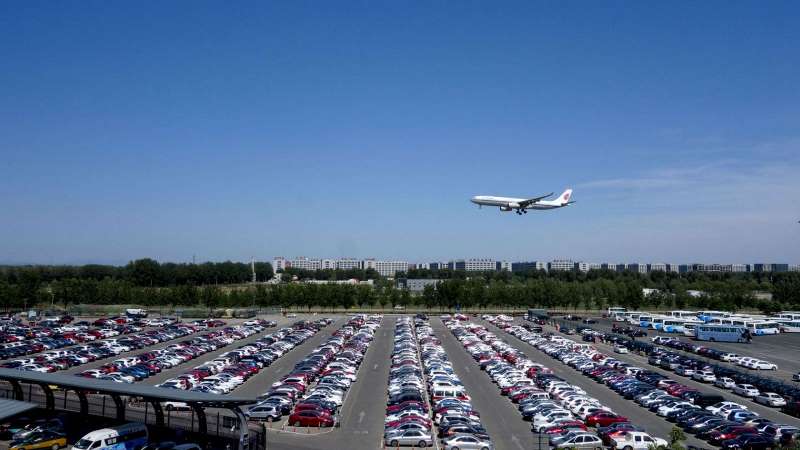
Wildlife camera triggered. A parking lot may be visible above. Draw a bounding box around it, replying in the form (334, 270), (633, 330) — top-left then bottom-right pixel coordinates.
(587, 317), (800, 382)
(5, 312), (800, 450)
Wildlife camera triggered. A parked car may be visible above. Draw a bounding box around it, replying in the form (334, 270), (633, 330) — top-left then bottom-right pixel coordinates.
(384, 429), (434, 448)
(608, 431), (668, 450)
(732, 384), (760, 398)
(755, 392), (787, 407)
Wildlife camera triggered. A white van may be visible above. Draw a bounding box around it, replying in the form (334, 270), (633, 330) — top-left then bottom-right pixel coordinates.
(71, 423), (148, 450)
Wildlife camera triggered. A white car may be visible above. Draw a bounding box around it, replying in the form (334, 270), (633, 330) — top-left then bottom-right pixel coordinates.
(752, 360), (778, 370)
(737, 357), (756, 368)
(755, 392), (787, 407)
(713, 377), (736, 389)
(613, 344), (629, 354)
(533, 410), (574, 432)
(692, 370), (716, 383)
(720, 353), (740, 362)
(706, 402), (747, 415)
(658, 402), (697, 417)
(732, 384), (760, 398)
(794, 373), (800, 382)
(608, 431), (668, 450)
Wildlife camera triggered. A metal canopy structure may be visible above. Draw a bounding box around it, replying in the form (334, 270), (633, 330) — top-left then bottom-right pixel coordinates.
(0, 368), (254, 406)
(0, 368), (257, 450)
(0, 398), (37, 421)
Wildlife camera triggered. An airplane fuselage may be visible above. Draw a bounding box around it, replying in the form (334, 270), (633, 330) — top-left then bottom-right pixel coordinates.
(470, 195), (564, 210)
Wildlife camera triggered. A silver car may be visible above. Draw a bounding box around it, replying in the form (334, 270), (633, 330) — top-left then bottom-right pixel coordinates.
(553, 433), (604, 449)
(245, 403), (281, 421)
(442, 434), (494, 450)
(384, 429), (434, 448)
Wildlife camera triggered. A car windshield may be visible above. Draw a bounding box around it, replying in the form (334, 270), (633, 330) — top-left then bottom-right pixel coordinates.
(73, 439), (92, 449)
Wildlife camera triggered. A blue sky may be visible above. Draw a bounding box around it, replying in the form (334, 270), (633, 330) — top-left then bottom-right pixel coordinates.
(1, 1), (799, 265)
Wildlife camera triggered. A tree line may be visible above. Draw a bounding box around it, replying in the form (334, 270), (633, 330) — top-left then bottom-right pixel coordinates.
(0, 260), (798, 313)
(0, 259), (273, 287)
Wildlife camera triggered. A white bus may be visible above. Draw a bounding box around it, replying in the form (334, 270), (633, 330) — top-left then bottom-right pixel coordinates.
(744, 320), (780, 335)
(774, 312), (800, 321)
(608, 307), (626, 319)
(662, 318), (690, 333)
(624, 312), (644, 325)
(667, 310), (698, 319)
(776, 320), (800, 333)
(650, 316), (668, 331)
(697, 311), (730, 323)
(682, 323), (698, 337)
(638, 314), (655, 328)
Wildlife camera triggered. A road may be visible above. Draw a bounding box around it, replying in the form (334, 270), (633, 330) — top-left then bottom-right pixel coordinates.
(477, 318), (713, 448)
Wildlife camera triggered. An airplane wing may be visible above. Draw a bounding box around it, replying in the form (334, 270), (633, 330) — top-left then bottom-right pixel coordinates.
(518, 192), (554, 208)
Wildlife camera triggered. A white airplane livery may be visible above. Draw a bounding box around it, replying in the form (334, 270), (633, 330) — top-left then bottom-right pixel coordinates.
(470, 189), (574, 215)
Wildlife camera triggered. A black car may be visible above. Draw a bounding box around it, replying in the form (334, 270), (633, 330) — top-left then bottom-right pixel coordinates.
(720, 433), (774, 450)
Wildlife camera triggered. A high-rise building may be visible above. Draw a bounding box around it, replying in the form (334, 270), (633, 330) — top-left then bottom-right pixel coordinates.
(332, 258), (359, 270)
(548, 259), (574, 271)
(574, 262), (589, 272)
(511, 261), (547, 272)
(453, 258), (497, 271)
(273, 256), (288, 272)
(373, 260), (409, 277)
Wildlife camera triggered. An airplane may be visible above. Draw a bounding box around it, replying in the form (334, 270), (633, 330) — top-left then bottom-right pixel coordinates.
(470, 189), (574, 215)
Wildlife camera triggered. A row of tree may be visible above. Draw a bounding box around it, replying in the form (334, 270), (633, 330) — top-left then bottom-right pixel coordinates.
(0, 259), (797, 312)
(1, 274), (797, 314)
(0, 259), (274, 288)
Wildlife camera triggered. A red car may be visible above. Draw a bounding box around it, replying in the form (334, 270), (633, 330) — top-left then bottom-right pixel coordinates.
(707, 426), (756, 445)
(385, 416), (432, 429)
(288, 410), (334, 427)
(543, 421), (588, 435)
(585, 412), (629, 427)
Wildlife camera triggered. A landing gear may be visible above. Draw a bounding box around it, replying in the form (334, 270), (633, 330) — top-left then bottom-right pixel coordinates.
(516, 210), (522, 215)
(515, 209), (527, 215)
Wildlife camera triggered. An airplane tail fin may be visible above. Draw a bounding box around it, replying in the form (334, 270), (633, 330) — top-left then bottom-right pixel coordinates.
(556, 189), (573, 205)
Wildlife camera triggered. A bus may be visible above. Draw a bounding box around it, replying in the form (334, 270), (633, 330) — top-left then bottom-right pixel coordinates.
(638, 314), (654, 328)
(608, 307), (626, 319)
(694, 324), (747, 342)
(744, 320), (780, 335)
(667, 310), (698, 319)
(662, 319), (690, 333)
(650, 316), (668, 331)
(697, 311), (730, 323)
(624, 312), (644, 325)
(776, 320), (800, 333)
(72, 423), (148, 450)
(774, 312), (800, 321)
(682, 323), (697, 337)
